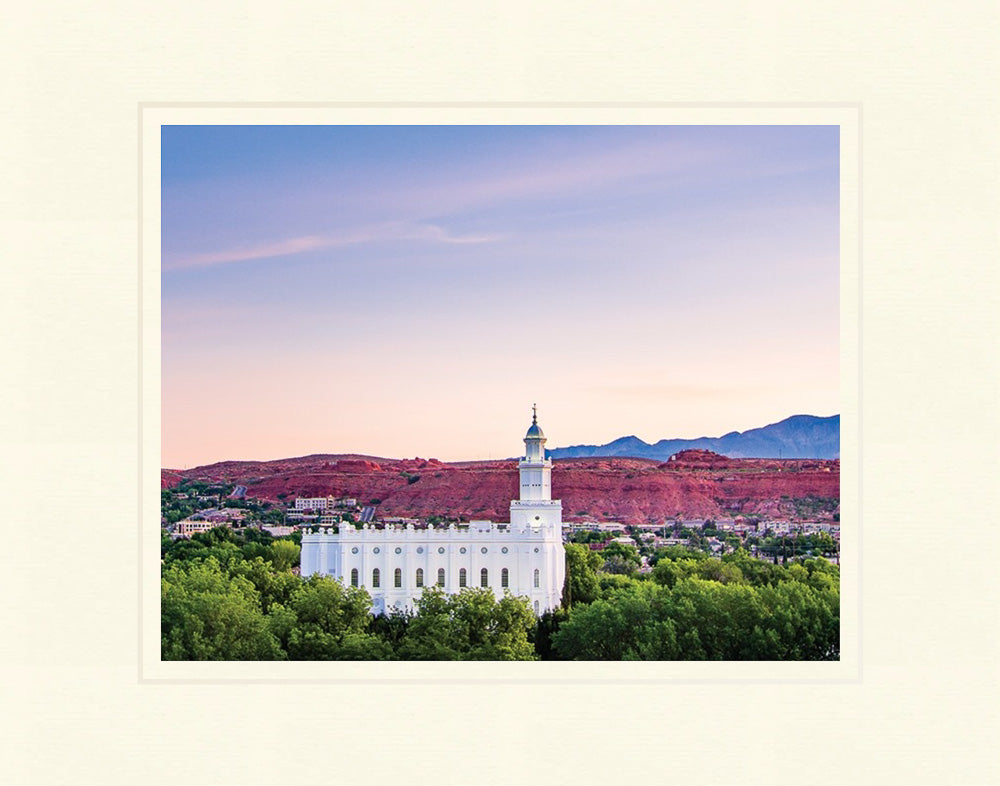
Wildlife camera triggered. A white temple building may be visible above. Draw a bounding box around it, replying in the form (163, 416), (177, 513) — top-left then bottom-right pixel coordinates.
(300, 407), (566, 615)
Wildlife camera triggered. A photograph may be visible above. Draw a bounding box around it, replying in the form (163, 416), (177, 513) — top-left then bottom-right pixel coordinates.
(159, 123), (841, 661)
(8, 2), (1000, 783)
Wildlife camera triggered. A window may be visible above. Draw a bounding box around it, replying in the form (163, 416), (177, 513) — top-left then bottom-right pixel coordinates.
(350, 568), (358, 587)
(480, 568), (488, 588)
(394, 567), (402, 588)
(437, 568), (445, 587)
(416, 568), (424, 588)
(372, 568), (380, 588)
(534, 568), (540, 588)
(534, 601), (539, 614)
(459, 568), (467, 587)
(501, 568), (509, 588)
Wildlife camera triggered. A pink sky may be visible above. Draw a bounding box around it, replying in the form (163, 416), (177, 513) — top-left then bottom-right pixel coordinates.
(161, 125), (839, 467)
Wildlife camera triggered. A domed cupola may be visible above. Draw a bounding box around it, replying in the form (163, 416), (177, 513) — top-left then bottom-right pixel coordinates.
(525, 405), (545, 440)
(523, 404), (547, 463)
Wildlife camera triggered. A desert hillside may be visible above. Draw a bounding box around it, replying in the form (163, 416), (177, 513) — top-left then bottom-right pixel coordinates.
(162, 449), (839, 525)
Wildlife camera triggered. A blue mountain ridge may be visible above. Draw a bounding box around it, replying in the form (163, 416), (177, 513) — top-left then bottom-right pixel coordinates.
(547, 414), (840, 460)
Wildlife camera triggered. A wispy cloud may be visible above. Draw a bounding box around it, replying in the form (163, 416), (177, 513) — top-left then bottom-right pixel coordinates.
(400, 223), (499, 245)
(164, 222), (501, 271)
(394, 138), (722, 216)
(167, 234), (346, 270)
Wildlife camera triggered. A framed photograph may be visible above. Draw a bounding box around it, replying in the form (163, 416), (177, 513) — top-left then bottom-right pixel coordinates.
(144, 109), (858, 680)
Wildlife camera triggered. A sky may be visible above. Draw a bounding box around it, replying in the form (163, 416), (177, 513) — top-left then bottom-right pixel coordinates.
(161, 124), (840, 468)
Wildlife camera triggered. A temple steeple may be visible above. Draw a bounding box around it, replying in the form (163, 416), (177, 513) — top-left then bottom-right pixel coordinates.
(519, 405), (551, 500)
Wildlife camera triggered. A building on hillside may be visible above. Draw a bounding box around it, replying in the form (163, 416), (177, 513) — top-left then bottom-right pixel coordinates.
(175, 519), (226, 537)
(300, 407), (566, 615)
(294, 496), (334, 512)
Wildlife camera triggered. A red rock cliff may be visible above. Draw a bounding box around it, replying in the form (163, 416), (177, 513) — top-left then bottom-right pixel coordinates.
(162, 449), (838, 524)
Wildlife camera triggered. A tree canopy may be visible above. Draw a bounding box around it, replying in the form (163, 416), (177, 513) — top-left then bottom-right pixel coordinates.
(161, 525), (838, 661)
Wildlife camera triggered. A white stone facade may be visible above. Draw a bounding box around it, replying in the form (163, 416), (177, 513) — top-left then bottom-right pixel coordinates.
(300, 409), (565, 615)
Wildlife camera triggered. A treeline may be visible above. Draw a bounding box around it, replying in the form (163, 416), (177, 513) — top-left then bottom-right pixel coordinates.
(161, 528), (536, 660)
(161, 529), (838, 661)
(550, 544), (839, 660)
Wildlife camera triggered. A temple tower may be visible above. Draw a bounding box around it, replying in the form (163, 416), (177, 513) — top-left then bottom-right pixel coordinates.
(511, 405), (562, 533)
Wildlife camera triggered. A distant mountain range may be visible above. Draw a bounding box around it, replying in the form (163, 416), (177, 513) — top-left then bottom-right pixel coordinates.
(547, 414), (840, 460)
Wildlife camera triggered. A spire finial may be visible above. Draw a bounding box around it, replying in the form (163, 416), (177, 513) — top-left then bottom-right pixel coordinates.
(532, 403), (537, 424)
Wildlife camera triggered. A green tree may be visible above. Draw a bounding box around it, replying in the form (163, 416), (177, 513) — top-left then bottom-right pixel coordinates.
(757, 579), (839, 659)
(532, 608), (569, 660)
(650, 545), (708, 566)
(397, 588), (461, 660)
(268, 539), (301, 571)
(721, 549), (789, 587)
(161, 558), (283, 660)
(398, 588), (536, 660)
(800, 556), (840, 592)
(231, 557), (301, 612)
(664, 578), (771, 659)
(599, 541), (641, 575)
(693, 559), (745, 585)
(261, 508), (286, 525)
(195, 526), (239, 546)
(282, 575), (377, 660)
(563, 543), (602, 606)
(651, 557), (699, 589)
(369, 609), (412, 651)
(597, 573), (640, 597)
(242, 541), (271, 562)
(552, 582), (679, 660)
(552, 573), (839, 661)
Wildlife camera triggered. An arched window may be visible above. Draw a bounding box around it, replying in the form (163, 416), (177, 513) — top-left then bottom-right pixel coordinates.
(501, 568), (509, 588)
(350, 568), (358, 587)
(372, 568), (380, 588)
(534, 601), (539, 614)
(534, 568), (540, 588)
(480, 568), (488, 588)
(459, 568), (467, 587)
(437, 568), (445, 587)
(394, 567), (402, 588)
(416, 568), (424, 588)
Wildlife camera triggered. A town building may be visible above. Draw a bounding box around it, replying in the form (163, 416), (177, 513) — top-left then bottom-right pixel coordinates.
(175, 519), (223, 537)
(293, 496), (334, 512)
(300, 408), (566, 615)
